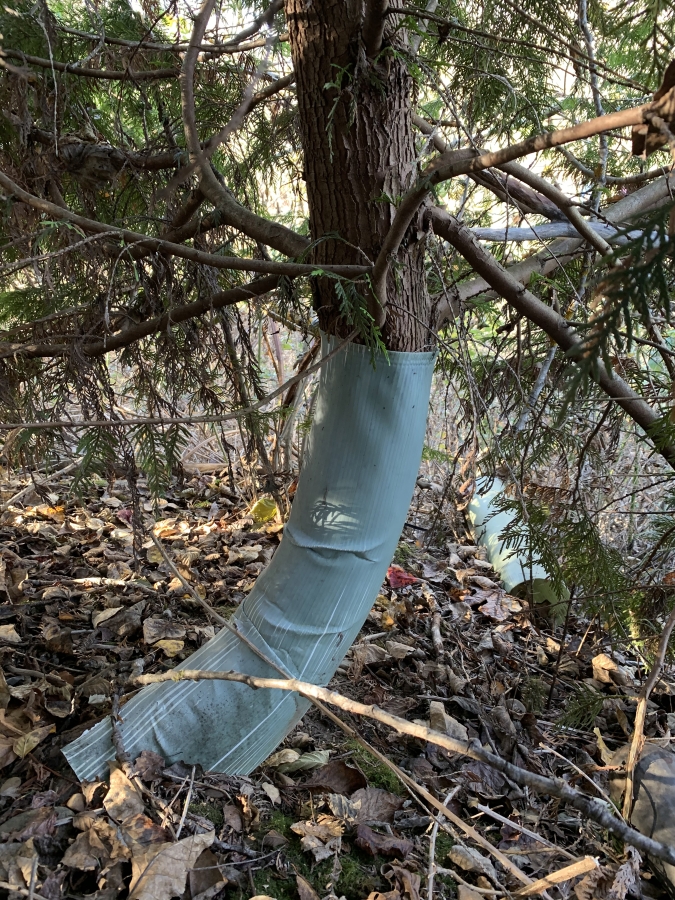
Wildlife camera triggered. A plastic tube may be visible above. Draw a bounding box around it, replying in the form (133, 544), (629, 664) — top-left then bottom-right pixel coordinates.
(64, 335), (435, 780)
(468, 477), (568, 615)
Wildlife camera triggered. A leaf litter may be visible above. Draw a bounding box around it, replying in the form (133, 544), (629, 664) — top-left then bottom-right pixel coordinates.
(0, 466), (672, 900)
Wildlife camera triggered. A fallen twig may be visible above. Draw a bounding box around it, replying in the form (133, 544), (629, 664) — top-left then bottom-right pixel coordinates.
(133, 666), (675, 867)
(0, 458), (81, 513)
(427, 788), (459, 900)
(513, 857), (598, 897)
(473, 803), (576, 860)
(623, 604), (675, 819)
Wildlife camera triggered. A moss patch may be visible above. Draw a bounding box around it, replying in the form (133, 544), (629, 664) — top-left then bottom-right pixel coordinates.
(188, 801), (224, 828)
(345, 741), (406, 795)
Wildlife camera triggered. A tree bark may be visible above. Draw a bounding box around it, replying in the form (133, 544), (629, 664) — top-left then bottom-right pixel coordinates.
(285, 0), (432, 352)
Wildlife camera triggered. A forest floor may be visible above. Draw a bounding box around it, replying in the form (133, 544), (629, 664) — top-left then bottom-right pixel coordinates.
(0, 464), (673, 900)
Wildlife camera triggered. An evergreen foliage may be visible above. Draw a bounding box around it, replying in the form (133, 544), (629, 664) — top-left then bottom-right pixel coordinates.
(1, 0), (675, 640)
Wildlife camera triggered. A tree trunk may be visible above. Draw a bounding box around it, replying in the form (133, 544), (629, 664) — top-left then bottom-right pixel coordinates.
(286, 0), (433, 352)
(62, 2), (438, 779)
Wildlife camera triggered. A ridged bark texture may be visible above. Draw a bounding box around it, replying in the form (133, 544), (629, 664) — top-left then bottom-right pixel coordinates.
(285, 0), (432, 352)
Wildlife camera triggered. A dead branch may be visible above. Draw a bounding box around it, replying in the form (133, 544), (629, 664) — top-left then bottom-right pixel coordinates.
(429, 209), (675, 471)
(0, 171), (360, 279)
(132, 666), (675, 868)
(513, 858), (599, 897)
(0, 48), (176, 80)
(0, 275), (281, 360)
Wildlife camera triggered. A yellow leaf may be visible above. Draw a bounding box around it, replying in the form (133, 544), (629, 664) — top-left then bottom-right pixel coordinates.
(13, 725), (55, 759)
(249, 497), (277, 524)
(154, 640), (184, 657)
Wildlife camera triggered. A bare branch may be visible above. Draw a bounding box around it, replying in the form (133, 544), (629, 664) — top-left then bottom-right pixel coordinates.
(440, 170), (675, 316)
(132, 665), (675, 868)
(0, 275), (280, 360)
(362, 0), (390, 58)
(178, 0), (305, 256)
(375, 100), (664, 314)
(430, 208), (675, 470)
(0, 171), (362, 280)
(0, 48), (176, 80)
(56, 25), (289, 54)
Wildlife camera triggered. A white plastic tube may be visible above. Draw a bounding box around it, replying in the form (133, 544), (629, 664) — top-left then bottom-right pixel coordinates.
(468, 477), (568, 614)
(64, 336), (435, 780)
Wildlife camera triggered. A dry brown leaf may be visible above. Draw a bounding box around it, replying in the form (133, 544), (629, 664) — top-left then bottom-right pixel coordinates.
(128, 829), (215, 900)
(103, 764), (145, 823)
(0, 625), (21, 644)
(291, 816), (343, 842)
(134, 750), (165, 782)
(296, 874), (321, 900)
(351, 787), (404, 824)
(61, 827), (108, 871)
(355, 824), (413, 859)
(477, 592), (522, 622)
(142, 617), (187, 645)
(304, 759), (367, 795)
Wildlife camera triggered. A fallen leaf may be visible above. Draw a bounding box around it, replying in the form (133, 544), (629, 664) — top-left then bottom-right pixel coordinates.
(134, 751), (166, 782)
(189, 849), (225, 900)
(264, 748), (300, 768)
(103, 764), (145, 823)
(261, 782), (280, 805)
(385, 640), (415, 659)
(154, 639), (184, 657)
(448, 846), (498, 883)
(477, 591), (522, 622)
(351, 787), (404, 824)
(291, 817), (343, 843)
(0, 777), (21, 798)
(128, 829), (215, 900)
(297, 874), (321, 900)
(13, 724), (55, 758)
(304, 759), (367, 795)
(277, 749), (330, 773)
(356, 824), (412, 859)
(92, 607), (124, 628)
(387, 565), (419, 588)
(0, 625), (21, 644)
(61, 828), (107, 871)
(143, 617), (187, 644)
(386, 866), (421, 900)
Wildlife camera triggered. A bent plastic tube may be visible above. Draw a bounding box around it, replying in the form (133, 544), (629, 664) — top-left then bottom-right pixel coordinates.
(64, 335), (435, 780)
(468, 477), (568, 616)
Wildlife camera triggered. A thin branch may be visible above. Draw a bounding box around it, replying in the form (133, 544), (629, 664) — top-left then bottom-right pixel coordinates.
(0, 330), (358, 429)
(390, 6), (649, 92)
(375, 101), (653, 312)
(177, 0), (305, 257)
(132, 666), (675, 868)
(430, 208), (675, 471)
(0, 48), (176, 80)
(443, 170), (675, 314)
(0, 275), (279, 359)
(0, 171), (361, 279)
(362, 0), (390, 58)
(56, 25), (289, 54)
(622, 604), (675, 818)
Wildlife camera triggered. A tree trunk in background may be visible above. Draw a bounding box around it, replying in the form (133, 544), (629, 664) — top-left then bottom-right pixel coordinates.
(285, 0), (433, 352)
